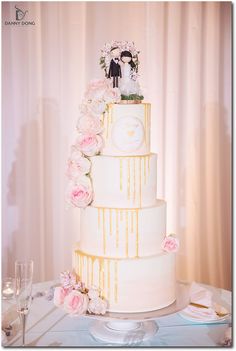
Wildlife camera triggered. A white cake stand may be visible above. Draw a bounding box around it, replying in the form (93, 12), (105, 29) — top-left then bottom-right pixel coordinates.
(85, 281), (190, 345)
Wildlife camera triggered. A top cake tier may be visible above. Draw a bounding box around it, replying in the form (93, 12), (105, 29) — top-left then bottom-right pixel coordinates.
(100, 103), (151, 156)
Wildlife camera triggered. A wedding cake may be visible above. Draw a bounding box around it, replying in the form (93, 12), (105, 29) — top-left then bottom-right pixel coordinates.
(66, 41), (179, 313)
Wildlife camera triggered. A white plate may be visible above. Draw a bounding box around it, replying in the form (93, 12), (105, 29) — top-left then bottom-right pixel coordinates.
(178, 305), (230, 324)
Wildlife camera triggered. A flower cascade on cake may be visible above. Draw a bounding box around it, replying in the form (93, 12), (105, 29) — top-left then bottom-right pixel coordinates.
(53, 271), (108, 316)
(66, 79), (121, 208)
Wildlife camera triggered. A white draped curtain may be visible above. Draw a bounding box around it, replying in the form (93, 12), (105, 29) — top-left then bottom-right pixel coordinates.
(2, 2), (232, 289)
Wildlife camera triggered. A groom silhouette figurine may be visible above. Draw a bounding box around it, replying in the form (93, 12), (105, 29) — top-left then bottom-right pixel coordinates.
(108, 47), (122, 88)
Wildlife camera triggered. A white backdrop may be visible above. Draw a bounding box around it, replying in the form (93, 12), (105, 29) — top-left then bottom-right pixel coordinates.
(2, 1), (232, 289)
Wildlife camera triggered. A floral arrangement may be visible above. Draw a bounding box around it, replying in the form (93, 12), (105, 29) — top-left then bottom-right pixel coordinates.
(66, 79), (121, 208)
(100, 41), (140, 77)
(161, 234), (179, 253)
(53, 271), (108, 316)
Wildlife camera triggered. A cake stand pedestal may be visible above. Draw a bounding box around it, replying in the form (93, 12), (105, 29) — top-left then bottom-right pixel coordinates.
(86, 281), (190, 345)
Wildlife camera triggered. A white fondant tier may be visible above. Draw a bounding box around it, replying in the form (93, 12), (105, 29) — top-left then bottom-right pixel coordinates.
(73, 249), (176, 312)
(90, 154), (157, 208)
(79, 200), (166, 258)
(101, 103), (151, 156)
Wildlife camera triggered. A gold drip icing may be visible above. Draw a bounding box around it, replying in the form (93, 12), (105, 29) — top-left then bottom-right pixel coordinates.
(131, 210), (134, 233)
(118, 155), (153, 206)
(144, 156), (147, 184)
(115, 209), (119, 249)
(125, 210), (129, 257)
(74, 250), (119, 303)
(127, 158), (131, 200)
(135, 209), (139, 257)
(91, 256), (94, 284)
(107, 260), (111, 300)
(102, 209), (106, 254)
(114, 261), (118, 303)
(139, 157), (142, 207)
(95, 207), (140, 260)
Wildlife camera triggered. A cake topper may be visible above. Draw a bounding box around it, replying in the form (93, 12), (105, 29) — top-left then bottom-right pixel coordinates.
(108, 46), (122, 88)
(100, 41), (144, 102)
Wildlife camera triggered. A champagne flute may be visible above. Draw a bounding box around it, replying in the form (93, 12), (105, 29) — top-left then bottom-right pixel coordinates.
(15, 260), (34, 346)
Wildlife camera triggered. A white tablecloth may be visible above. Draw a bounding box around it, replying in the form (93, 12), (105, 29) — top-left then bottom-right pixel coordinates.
(2, 280), (231, 347)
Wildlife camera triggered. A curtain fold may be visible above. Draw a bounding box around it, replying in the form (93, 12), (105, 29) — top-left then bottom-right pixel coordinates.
(2, 2), (231, 288)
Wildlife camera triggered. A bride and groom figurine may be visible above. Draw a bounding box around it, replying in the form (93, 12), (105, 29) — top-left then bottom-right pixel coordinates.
(108, 47), (141, 96)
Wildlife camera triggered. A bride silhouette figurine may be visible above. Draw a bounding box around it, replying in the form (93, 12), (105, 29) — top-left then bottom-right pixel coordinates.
(119, 51), (141, 96)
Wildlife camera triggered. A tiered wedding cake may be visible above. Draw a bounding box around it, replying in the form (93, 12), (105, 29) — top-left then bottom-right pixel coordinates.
(66, 42), (178, 314)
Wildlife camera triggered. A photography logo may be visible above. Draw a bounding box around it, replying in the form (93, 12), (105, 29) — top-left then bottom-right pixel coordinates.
(5, 5), (35, 26)
(15, 6), (28, 21)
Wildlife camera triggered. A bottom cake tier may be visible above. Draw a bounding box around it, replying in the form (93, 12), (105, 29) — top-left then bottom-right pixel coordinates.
(73, 249), (176, 313)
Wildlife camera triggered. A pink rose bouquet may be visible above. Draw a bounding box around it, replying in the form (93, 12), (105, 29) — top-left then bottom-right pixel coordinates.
(77, 114), (103, 134)
(76, 133), (103, 157)
(54, 271), (107, 316)
(161, 234), (180, 253)
(66, 177), (93, 208)
(84, 79), (110, 101)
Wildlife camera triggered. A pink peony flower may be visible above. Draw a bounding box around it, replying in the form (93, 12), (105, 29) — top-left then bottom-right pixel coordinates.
(54, 286), (67, 307)
(76, 115), (103, 134)
(63, 290), (89, 315)
(88, 297), (107, 315)
(76, 133), (103, 157)
(103, 87), (121, 103)
(84, 79), (110, 101)
(66, 177), (93, 208)
(161, 235), (179, 253)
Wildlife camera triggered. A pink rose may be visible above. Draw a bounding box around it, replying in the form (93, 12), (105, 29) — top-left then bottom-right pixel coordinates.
(66, 156), (91, 180)
(77, 115), (103, 134)
(88, 297), (107, 315)
(88, 100), (106, 116)
(76, 133), (103, 157)
(84, 79), (110, 101)
(54, 286), (67, 307)
(63, 290), (89, 315)
(66, 177), (93, 208)
(161, 235), (179, 253)
(103, 87), (121, 103)
(79, 103), (89, 115)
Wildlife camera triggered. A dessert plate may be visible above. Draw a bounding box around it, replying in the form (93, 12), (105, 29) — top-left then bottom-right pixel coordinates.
(178, 308), (230, 324)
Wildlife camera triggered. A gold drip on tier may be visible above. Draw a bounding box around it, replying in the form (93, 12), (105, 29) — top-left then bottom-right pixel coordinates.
(74, 250), (119, 303)
(119, 155), (151, 207)
(97, 208), (140, 258)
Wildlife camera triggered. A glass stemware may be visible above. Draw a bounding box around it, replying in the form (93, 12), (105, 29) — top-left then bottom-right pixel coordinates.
(15, 260), (34, 346)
